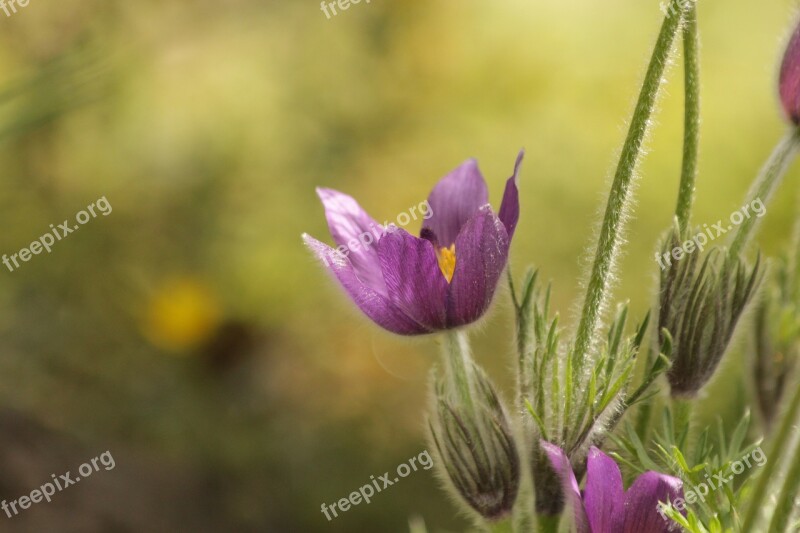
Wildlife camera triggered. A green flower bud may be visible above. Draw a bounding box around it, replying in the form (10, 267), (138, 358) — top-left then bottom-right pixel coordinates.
(658, 228), (763, 397)
(428, 364), (520, 522)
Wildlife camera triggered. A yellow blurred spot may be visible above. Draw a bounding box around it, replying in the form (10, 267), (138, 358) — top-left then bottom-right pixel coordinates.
(437, 245), (456, 283)
(143, 278), (220, 353)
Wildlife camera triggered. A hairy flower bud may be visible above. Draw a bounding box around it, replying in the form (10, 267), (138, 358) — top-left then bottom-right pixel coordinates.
(658, 229), (763, 397)
(428, 364), (520, 521)
(780, 18), (800, 125)
(753, 250), (800, 426)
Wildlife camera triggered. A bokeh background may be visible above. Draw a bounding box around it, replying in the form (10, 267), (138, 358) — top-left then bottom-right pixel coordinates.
(0, 0), (797, 531)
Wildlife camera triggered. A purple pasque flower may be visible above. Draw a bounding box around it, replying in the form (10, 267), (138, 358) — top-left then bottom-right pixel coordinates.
(541, 442), (684, 533)
(303, 151), (523, 335)
(780, 18), (800, 124)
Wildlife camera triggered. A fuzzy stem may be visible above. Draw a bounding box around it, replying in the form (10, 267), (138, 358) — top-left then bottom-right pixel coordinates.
(728, 128), (800, 258)
(633, 349), (658, 440)
(572, 1), (686, 376)
(442, 330), (475, 412)
(408, 516), (428, 533)
(741, 375), (800, 530)
(485, 518), (515, 533)
(536, 514), (560, 533)
(789, 203), (800, 295)
(511, 484), (535, 533)
(767, 435), (800, 533)
(509, 271), (531, 409)
(634, 400), (654, 441)
(597, 351), (664, 446)
(671, 397), (693, 451)
(675, 2), (700, 235)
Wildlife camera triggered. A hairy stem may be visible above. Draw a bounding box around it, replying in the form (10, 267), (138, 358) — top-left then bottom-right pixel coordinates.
(572, 1), (686, 376)
(508, 271), (531, 409)
(536, 514), (560, 533)
(790, 203), (800, 293)
(671, 397), (693, 451)
(728, 128), (800, 258)
(675, 2), (700, 234)
(442, 330), (475, 412)
(767, 434), (800, 533)
(741, 376), (800, 530)
(485, 518), (515, 533)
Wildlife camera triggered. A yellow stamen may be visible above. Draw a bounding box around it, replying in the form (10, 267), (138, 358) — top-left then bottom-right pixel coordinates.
(437, 244), (456, 283)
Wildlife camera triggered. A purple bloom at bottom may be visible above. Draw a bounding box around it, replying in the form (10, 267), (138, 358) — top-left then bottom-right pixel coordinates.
(541, 442), (684, 533)
(303, 151), (523, 335)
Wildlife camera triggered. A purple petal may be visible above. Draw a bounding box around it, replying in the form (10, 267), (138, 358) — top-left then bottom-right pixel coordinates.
(541, 442), (590, 533)
(780, 20), (800, 125)
(424, 159), (489, 247)
(446, 206), (509, 327)
(377, 228), (449, 331)
(303, 233), (429, 335)
(498, 150), (524, 240)
(316, 188), (386, 292)
(585, 447), (625, 533)
(622, 471), (684, 533)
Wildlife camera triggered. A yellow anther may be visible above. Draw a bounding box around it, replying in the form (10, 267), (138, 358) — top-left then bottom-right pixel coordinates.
(437, 245), (456, 283)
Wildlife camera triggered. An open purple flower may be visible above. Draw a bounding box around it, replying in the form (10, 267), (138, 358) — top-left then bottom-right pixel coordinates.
(542, 443), (684, 533)
(780, 18), (800, 124)
(303, 151), (523, 335)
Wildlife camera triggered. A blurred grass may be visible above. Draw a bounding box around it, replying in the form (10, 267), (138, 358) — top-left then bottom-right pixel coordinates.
(0, 0), (796, 530)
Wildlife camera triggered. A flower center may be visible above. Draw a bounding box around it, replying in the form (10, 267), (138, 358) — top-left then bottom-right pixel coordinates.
(437, 245), (456, 283)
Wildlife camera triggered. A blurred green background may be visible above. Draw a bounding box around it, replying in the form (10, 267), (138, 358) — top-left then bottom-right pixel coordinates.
(0, 0), (797, 531)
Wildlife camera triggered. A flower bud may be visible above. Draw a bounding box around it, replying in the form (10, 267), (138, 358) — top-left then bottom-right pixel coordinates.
(780, 18), (800, 125)
(428, 364), (520, 521)
(658, 229), (763, 397)
(753, 252), (800, 426)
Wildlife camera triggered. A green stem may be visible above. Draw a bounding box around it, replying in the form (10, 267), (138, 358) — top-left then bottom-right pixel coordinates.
(572, 0), (686, 376)
(408, 516), (428, 533)
(485, 518), (515, 533)
(511, 482), (535, 533)
(728, 128), (800, 258)
(741, 376), (800, 530)
(789, 202), (800, 297)
(633, 348), (658, 440)
(509, 271), (530, 409)
(671, 397), (693, 451)
(675, 2), (700, 235)
(767, 434), (800, 533)
(597, 352), (664, 446)
(442, 330), (475, 412)
(634, 400), (654, 441)
(536, 514), (560, 533)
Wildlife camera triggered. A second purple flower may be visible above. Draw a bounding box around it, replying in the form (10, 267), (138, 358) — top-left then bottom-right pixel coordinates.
(542, 442), (684, 533)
